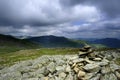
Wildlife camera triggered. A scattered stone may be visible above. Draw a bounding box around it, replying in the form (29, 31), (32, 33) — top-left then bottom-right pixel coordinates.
(109, 73), (117, 80)
(83, 63), (100, 72)
(93, 58), (102, 61)
(106, 54), (114, 61)
(44, 77), (49, 80)
(71, 63), (76, 68)
(77, 70), (86, 79)
(110, 63), (120, 72)
(65, 73), (73, 80)
(85, 72), (97, 79)
(115, 71), (120, 79)
(101, 66), (111, 74)
(90, 73), (101, 80)
(58, 72), (66, 79)
(47, 62), (55, 73)
(56, 66), (65, 71)
(0, 46), (120, 80)
(65, 65), (71, 72)
(72, 58), (84, 63)
(100, 74), (110, 80)
(73, 67), (79, 73)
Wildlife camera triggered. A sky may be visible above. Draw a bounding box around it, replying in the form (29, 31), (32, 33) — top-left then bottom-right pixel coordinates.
(0, 0), (120, 38)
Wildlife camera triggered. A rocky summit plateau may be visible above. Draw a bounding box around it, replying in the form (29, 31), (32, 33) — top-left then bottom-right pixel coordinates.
(0, 46), (120, 80)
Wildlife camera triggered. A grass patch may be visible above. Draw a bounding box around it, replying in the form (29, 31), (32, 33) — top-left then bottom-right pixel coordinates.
(0, 48), (79, 67)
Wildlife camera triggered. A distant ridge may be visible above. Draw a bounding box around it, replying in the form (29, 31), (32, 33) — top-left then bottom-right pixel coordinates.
(27, 35), (84, 48)
(92, 38), (120, 48)
(0, 34), (40, 54)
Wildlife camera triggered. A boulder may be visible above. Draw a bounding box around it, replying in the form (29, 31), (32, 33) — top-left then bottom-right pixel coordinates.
(115, 71), (120, 79)
(83, 63), (100, 72)
(109, 73), (117, 80)
(77, 70), (86, 79)
(47, 62), (56, 73)
(110, 63), (120, 72)
(93, 58), (102, 61)
(89, 73), (101, 80)
(101, 66), (111, 74)
(65, 65), (71, 72)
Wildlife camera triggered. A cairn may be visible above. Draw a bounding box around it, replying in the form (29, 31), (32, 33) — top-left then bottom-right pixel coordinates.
(69, 45), (116, 80)
(78, 45), (94, 58)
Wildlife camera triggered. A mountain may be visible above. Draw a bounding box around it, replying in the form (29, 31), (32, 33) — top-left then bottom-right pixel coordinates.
(74, 38), (98, 42)
(15, 36), (32, 39)
(91, 38), (120, 48)
(0, 34), (40, 54)
(27, 35), (85, 48)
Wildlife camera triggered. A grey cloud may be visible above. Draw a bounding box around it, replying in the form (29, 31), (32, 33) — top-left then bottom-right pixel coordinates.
(0, 0), (120, 39)
(0, 0), (101, 26)
(0, 19), (120, 38)
(60, 0), (120, 18)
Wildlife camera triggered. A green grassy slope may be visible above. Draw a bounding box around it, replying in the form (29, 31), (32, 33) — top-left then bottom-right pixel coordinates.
(0, 48), (79, 67)
(0, 34), (40, 54)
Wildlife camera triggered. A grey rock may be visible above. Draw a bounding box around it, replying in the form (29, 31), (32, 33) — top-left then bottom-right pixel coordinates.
(115, 71), (120, 79)
(54, 76), (60, 80)
(1, 54), (120, 80)
(55, 59), (65, 66)
(65, 65), (71, 72)
(100, 74), (110, 80)
(0, 71), (22, 80)
(56, 66), (65, 71)
(69, 55), (79, 60)
(96, 58), (109, 66)
(49, 77), (55, 80)
(109, 73), (117, 80)
(36, 73), (44, 78)
(106, 54), (114, 61)
(112, 52), (120, 59)
(83, 63), (100, 72)
(47, 62), (56, 73)
(101, 66), (111, 74)
(32, 63), (42, 69)
(25, 78), (39, 80)
(110, 63), (120, 72)
(35, 67), (45, 74)
(72, 58), (84, 63)
(93, 58), (102, 61)
(77, 70), (86, 79)
(40, 77), (49, 80)
(36, 56), (50, 65)
(65, 73), (73, 80)
(85, 72), (97, 80)
(89, 73), (101, 80)
(58, 72), (66, 79)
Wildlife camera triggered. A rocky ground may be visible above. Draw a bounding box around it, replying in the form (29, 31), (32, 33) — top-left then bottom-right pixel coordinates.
(0, 47), (120, 80)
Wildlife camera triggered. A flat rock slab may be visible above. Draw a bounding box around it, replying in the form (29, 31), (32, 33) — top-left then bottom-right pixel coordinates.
(83, 63), (101, 72)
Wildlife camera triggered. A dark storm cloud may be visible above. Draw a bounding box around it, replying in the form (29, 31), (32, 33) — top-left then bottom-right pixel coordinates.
(0, 0), (101, 26)
(0, 0), (120, 38)
(0, 0), (120, 26)
(60, 0), (120, 18)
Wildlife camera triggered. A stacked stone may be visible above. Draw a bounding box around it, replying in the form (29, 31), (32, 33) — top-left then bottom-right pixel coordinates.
(78, 45), (94, 58)
(69, 45), (120, 80)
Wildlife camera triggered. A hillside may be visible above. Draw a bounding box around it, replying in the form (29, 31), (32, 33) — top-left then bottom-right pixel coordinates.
(92, 38), (120, 48)
(75, 38), (120, 48)
(27, 35), (85, 48)
(0, 34), (40, 54)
